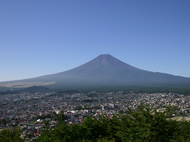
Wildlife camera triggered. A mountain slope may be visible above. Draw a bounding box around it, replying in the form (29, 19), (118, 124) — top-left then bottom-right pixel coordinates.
(0, 54), (190, 90)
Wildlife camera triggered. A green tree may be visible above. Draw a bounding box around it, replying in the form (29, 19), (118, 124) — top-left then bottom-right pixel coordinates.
(37, 104), (190, 142)
(0, 127), (24, 142)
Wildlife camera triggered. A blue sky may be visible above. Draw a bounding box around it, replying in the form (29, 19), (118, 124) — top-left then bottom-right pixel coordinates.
(0, 0), (190, 81)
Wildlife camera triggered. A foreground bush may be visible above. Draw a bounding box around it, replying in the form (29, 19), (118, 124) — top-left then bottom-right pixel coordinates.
(37, 105), (190, 142)
(0, 127), (24, 142)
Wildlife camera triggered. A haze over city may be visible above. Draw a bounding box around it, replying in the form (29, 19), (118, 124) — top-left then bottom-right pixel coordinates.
(0, 0), (190, 82)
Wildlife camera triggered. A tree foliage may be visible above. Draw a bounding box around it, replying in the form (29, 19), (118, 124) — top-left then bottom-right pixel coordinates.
(0, 127), (24, 142)
(2, 104), (190, 142)
(37, 104), (190, 142)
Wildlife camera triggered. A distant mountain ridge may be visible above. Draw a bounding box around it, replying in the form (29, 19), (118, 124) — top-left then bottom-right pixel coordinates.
(0, 54), (190, 90)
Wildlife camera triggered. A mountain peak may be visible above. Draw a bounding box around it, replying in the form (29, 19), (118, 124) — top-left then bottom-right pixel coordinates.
(95, 54), (114, 60)
(90, 54), (118, 66)
(98, 54), (112, 57)
(94, 54), (118, 61)
(92, 54), (128, 67)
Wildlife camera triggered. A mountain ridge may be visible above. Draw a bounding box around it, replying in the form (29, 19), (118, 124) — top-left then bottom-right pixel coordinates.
(0, 54), (190, 90)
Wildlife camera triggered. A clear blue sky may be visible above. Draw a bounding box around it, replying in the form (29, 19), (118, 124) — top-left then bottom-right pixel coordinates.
(0, 0), (190, 81)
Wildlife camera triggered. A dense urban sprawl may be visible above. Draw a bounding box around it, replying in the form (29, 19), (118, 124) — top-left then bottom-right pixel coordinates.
(0, 91), (190, 140)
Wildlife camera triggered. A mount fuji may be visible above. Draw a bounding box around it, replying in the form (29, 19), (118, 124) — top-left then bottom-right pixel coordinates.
(1, 54), (190, 90)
